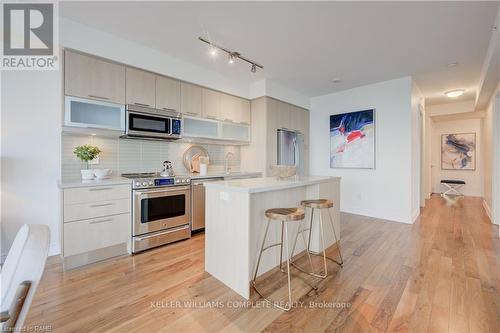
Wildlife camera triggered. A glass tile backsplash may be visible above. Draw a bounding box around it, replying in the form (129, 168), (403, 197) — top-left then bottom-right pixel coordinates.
(61, 135), (241, 180)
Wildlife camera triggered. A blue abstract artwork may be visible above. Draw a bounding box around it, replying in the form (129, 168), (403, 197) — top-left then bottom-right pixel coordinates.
(441, 133), (476, 170)
(330, 109), (375, 168)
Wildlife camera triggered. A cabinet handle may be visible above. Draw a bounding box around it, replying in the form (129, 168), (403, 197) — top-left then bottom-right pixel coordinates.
(89, 187), (113, 191)
(134, 102), (150, 107)
(239, 121), (250, 125)
(90, 203), (113, 208)
(90, 218), (113, 224)
(206, 116), (217, 120)
(224, 118), (234, 123)
(186, 112), (198, 116)
(88, 94), (109, 100)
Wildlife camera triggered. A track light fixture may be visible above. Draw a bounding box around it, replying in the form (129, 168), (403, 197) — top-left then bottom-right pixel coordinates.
(199, 36), (263, 73)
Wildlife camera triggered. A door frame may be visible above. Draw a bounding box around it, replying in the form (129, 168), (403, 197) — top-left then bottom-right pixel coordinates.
(493, 91), (500, 227)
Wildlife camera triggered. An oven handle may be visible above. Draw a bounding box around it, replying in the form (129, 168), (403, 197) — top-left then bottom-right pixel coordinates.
(134, 186), (190, 195)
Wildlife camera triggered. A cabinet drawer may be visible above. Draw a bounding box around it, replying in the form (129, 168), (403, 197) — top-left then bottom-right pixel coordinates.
(64, 184), (130, 205)
(64, 213), (130, 257)
(64, 199), (130, 222)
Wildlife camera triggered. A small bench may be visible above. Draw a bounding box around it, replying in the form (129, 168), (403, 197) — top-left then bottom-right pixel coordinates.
(441, 180), (466, 196)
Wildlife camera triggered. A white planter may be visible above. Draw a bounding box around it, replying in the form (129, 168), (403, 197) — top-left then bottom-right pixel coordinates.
(81, 169), (94, 180)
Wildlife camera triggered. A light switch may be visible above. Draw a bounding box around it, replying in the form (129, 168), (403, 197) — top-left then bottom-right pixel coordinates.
(220, 191), (229, 201)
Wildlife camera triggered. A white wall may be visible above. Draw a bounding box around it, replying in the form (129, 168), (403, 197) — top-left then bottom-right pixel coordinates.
(411, 81), (424, 218)
(430, 118), (483, 197)
(426, 100), (475, 116)
(248, 79), (310, 109)
(1, 70), (62, 258)
(310, 77), (415, 224)
(482, 82), (500, 224)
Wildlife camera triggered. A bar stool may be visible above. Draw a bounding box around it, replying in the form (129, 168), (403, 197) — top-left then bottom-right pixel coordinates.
(252, 207), (306, 311)
(291, 199), (343, 279)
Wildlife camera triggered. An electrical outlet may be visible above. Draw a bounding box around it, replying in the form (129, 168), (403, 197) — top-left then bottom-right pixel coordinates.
(220, 192), (229, 201)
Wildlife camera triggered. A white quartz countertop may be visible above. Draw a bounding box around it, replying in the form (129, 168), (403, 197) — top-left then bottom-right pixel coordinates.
(186, 171), (262, 180)
(58, 172), (262, 189)
(58, 177), (132, 189)
(203, 176), (340, 193)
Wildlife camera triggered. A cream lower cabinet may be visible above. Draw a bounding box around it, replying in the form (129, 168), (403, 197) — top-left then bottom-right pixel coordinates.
(62, 184), (131, 270)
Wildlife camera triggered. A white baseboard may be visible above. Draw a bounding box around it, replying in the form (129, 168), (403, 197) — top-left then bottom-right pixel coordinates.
(340, 208), (413, 224)
(412, 210), (420, 224)
(483, 200), (493, 223)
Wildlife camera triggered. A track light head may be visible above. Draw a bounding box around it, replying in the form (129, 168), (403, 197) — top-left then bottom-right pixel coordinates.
(228, 53), (235, 64)
(251, 64), (256, 73)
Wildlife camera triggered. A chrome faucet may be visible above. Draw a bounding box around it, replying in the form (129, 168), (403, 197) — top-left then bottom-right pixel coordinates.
(225, 152), (235, 174)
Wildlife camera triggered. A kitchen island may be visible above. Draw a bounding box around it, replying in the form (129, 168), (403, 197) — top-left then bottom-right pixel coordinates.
(204, 176), (341, 299)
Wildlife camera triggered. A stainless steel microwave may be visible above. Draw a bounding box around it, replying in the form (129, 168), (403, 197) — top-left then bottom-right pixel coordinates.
(124, 104), (182, 140)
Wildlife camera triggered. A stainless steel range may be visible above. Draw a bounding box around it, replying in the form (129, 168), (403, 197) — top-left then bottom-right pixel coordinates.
(122, 172), (191, 253)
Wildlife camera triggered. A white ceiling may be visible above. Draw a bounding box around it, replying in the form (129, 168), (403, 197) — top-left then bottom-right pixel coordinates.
(60, 1), (499, 105)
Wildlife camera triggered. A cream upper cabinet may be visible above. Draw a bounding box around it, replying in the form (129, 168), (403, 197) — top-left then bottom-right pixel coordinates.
(180, 82), (202, 117)
(220, 94), (238, 122)
(64, 50), (125, 104)
(236, 98), (251, 124)
(126, 67), (156, 107)
(220, 94), (251, 124)
(202, 88), (222, 120)
(156, 75), (180, 111)
(272, 99), (291, 130)
(290, 105), (305, 132)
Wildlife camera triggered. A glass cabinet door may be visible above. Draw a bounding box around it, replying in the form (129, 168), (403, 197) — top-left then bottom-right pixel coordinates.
(221, 122), (250, 142)
(65, 96), (125, 130)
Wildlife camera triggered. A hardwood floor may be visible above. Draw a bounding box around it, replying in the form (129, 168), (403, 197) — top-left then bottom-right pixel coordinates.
(25, 195), (499, 332)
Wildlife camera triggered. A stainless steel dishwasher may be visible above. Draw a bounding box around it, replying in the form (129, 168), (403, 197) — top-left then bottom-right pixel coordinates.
(191, 177), (224, 232)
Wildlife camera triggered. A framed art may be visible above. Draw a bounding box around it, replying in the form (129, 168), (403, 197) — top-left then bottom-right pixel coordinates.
(330, 109), (375, 169)
(441, 133), (476, 170)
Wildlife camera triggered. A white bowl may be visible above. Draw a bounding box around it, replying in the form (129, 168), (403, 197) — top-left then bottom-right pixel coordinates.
(94, 169), (111, 179)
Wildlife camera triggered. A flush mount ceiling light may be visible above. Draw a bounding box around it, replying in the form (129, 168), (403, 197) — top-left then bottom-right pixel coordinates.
(199, 36), (263, 73)
(330, 78), (342, 83)
(444, 89), (465, 98)
(446, 62), (459, 67)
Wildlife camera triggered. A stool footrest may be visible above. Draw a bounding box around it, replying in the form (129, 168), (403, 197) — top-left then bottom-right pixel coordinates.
(262, 243), (282, 252)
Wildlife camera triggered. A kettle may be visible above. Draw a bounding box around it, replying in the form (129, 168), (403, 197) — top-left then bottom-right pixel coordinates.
(161, 161), (174, 177)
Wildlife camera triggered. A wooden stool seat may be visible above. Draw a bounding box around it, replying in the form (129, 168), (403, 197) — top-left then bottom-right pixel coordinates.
(265, 208), (305, 221)
(300, 199), (334, 209)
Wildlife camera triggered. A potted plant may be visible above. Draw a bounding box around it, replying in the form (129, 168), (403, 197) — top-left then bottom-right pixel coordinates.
(74, 145), (101, 180)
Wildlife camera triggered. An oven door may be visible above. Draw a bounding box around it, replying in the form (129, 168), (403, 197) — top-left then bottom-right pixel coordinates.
(133, 186), (190, 236)
(126, 111), (171, 139)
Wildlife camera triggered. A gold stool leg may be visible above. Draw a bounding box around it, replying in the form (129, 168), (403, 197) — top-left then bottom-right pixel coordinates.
(290, 209), (315, 272)
(291, 207), (328, 279)
(282, 222), (292, 311)
(252, 218), (294, 311)
(317, 209), (328, 278)
(252, 218), (272, 283)
(327, 208), (344, 266)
